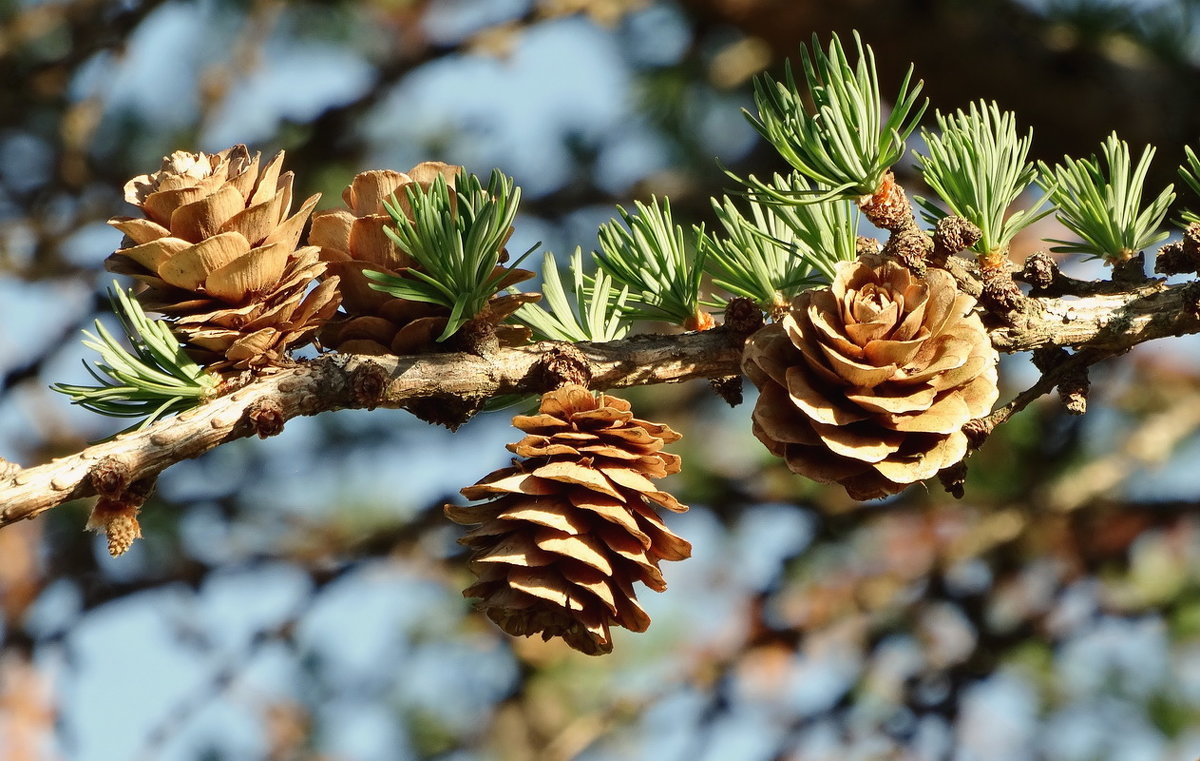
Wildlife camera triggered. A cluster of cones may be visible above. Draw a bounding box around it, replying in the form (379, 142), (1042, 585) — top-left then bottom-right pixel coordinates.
(104, 147), (1000, 654)
(106, 146), (531, 372)
(105, 146), (694, 655)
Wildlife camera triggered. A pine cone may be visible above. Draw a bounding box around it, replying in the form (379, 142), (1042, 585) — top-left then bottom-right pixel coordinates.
(446, 385), (691, 655)
(743, 254), (999, 500)
(310, 165), (535, 355)
(106, 146), (340, 371)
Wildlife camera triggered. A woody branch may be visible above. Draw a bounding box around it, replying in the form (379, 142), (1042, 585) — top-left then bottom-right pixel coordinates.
(3, 268), (1200, 528)
(0, 331), (744, 527)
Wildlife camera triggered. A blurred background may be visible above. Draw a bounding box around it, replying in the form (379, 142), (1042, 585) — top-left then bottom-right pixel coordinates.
(5, 0), (1200, 759)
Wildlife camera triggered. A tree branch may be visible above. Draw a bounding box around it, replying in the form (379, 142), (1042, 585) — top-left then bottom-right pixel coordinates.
(5, 257), (1200, 529)
(940, 254), (1200, 353)
(0, 331), (744, 527)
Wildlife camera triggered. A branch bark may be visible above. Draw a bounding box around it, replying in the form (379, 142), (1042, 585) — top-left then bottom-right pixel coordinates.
(0, 331), (744, 527)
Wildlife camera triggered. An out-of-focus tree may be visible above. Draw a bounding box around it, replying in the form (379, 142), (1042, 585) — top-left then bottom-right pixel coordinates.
(4, 2), (1200, 760)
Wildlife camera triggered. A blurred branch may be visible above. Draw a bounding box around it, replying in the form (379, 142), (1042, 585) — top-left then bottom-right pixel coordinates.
(1040, 384), (1200, 511)
(678, 0), (1200, 194)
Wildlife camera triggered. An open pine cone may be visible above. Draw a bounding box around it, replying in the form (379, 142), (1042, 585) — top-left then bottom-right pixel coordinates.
(446, 385), (691, 655)
(310, 165), (535, 355)
(106, 145), (340, 371)
(744, 254), (999, 500)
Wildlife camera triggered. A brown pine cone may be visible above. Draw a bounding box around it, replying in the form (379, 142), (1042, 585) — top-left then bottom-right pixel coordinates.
(310, 165), (535, 355)
(106, 146), (340, 371)
(446, 385), (691, 655)
(743, 254), (999, 500)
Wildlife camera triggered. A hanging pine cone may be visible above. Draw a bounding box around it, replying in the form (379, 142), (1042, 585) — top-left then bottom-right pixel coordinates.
(106, 146), (340, 371)
(743, 254), (999, 500)
(309, 165), (535, 355)
(446, 384), (691, 655)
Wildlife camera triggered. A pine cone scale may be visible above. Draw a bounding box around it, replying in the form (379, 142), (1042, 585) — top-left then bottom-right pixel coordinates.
(498, 498), (589, 535)
(112, 237), (187, 274)
(534, 529), (614, 575)
(460, 470), (558, 499)
(530, 461), (622, 499)
(872, 433), (968, 483)
(774, 437), (876, 483)
(218, 190), (287, 246)
(109, 217), (172, 246)
(861, 335), (927, 367)
(815, 338), (900, 386)
(472, 531), (557, 566)
(171, 183), (246, 242)
(881, 393), (972, 434)
(844, 384), (937, 414)
(809, 419), (904, 462)
(158, 233), (250, 292)
(203, 241), (290, 304)
(784, 364), (870, 425)
(750, 388), (823, 447)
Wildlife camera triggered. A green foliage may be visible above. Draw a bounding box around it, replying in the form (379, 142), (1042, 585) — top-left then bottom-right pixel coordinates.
(1038, 133), (1175, 260)
(514, 249), (631, 342)
(594, 197), (708, 326)
(915, 101), (1051, 255)
(704, 173), (857, 311)
(366, 169), (535, 341)
(745, 31), (926, 201)
(1176, 145), (1200, 225)
(52, 284), (217, 429)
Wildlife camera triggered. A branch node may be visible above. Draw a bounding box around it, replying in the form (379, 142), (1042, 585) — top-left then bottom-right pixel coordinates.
(349, 361), (389, 410)
(963, 417), (993, 450)
(1032, 345), (1068, 372)
(89, 455), (132, 499)
(722, 297), (764, 340)
(247, 398), (285, 439)
(979, 264), (1024, 317)
(0, 457), (19, 482)
(1155, 224), (1200, 276)
(708, 375), (743, 407)
(1111, 252), (1148, 284)
(533, 344), (592, 390)
(85, 476), (155, 558)
(860, 172), (913, 231)
(930, 216), (981, 265)
(937, 461), (968, 499)
(856, 236), (881, 257)
(882, 227), (930, 276)
(1058, 366), (1090, 415)
(446, 317), (499, 356)
(1185, 282), (1200, 320)
(1032, 346), (1090, 414)
(1020, 251), (1058, 291)
(406, 395), (484, 431)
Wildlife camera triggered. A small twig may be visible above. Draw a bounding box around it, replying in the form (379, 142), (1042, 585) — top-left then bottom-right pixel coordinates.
(970, 347), (1113, 445)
